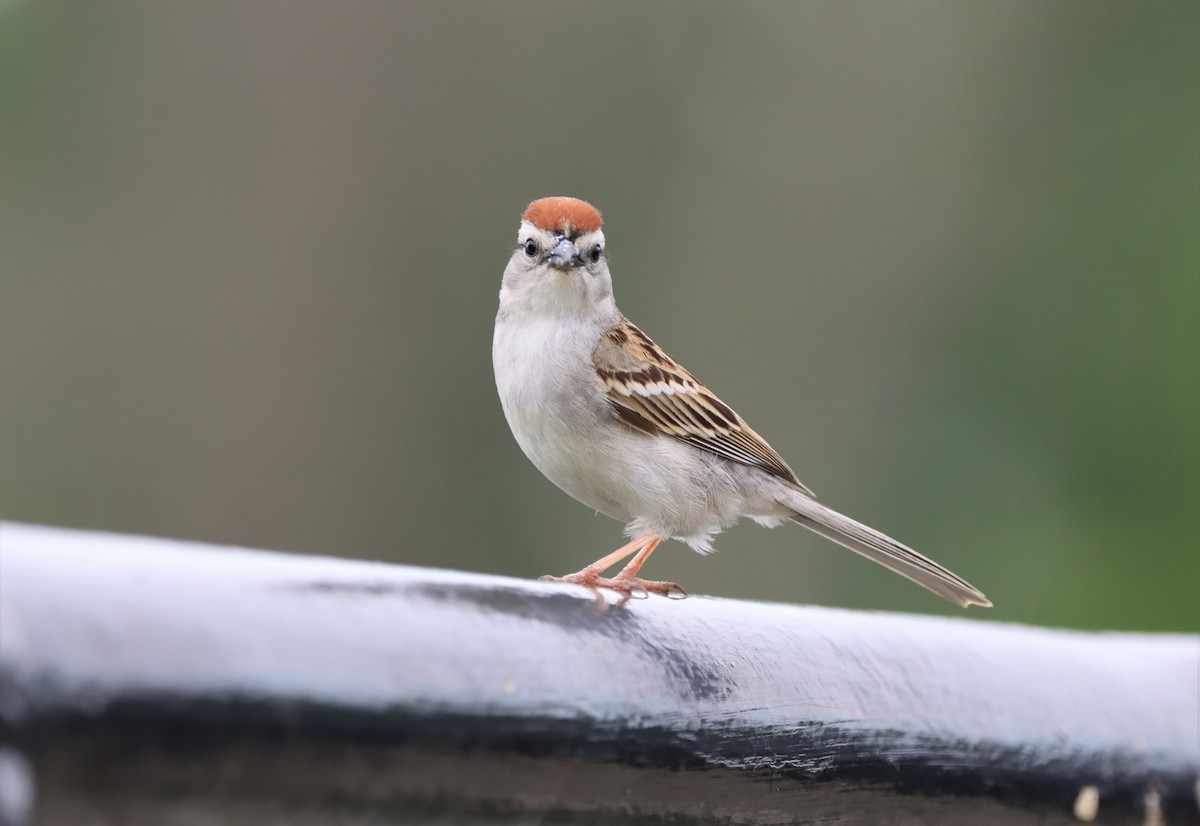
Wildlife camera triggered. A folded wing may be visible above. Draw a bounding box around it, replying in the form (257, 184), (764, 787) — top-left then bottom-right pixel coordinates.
(593, 317), (813, 496)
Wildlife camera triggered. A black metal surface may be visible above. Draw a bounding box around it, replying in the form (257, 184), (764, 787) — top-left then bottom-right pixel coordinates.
(0, 521), (1196, 825)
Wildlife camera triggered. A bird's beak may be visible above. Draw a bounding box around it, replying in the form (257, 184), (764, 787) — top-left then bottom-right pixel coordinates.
(547, 237), (584, 270)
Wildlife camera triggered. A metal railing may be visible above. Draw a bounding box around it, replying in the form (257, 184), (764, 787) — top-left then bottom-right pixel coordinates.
(0, 521), (1196, 825)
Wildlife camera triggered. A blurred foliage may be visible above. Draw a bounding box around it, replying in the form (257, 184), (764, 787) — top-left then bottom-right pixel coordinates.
(1, 1), (1196, 631)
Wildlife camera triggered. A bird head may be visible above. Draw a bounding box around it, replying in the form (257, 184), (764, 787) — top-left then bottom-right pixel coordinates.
(500, 196), (615, 321)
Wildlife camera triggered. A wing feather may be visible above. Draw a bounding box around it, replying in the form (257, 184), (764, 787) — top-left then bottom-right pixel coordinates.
(593, 318), (814, 495)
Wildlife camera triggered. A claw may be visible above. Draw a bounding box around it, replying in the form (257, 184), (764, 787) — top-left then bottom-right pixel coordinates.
(624, 581), (651, 599)
(665, 582), (689, 600)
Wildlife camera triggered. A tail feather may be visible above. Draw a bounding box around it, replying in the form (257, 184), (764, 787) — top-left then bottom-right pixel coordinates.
(786, 495), (991, 608)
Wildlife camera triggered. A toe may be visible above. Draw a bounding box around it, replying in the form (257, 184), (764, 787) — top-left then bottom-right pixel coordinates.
(540, 572), (686, 600)
(616, 577), (688, 599)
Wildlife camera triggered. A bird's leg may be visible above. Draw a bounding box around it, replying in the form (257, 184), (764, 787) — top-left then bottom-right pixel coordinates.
(539, 533), (655, 588)
(608, 539), (687, 599)
(539, 533), (687, 599)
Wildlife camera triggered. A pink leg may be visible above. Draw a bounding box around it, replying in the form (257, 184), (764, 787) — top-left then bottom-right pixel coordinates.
(540, 534), (687, 599)
(609, 539), (687, 598)
(539, 533), (655, 586)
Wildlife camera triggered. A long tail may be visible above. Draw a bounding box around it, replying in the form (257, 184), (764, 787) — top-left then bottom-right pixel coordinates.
(785, 495), (991, 608)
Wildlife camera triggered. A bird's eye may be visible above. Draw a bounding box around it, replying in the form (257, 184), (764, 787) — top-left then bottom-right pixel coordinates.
(523, 239), (539, 258)
(589, 244), (602, 263)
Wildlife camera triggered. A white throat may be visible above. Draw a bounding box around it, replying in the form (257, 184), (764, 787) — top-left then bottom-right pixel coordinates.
(499, 265), (618, 324)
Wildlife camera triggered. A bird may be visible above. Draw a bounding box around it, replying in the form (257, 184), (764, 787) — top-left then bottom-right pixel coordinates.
(492, 196), (991, 608)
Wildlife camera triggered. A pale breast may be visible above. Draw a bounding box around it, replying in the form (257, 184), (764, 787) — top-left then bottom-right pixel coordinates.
(493, 317), (633, 519)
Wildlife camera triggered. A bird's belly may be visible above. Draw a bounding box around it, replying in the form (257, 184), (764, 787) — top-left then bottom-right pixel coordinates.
(522, 429), (640, 522)
(509, 396), (740, 538)
(502, 383), (640, 522)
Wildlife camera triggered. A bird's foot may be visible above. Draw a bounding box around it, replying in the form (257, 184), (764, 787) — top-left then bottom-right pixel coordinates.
(613, 576), (688, 600)
(539, 570), (687, 600)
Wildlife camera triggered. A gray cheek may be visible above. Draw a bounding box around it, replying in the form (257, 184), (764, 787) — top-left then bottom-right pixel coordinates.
(500, 260), (519, 288)
(586, 269), (614, 299)
(502, 258), (537, 290)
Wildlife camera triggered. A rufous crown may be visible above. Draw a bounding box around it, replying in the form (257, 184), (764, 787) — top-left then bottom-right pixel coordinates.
(522, 197), (603, 237)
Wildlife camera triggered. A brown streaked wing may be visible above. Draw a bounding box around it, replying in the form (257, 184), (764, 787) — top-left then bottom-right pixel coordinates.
(592, 318), (814, 495)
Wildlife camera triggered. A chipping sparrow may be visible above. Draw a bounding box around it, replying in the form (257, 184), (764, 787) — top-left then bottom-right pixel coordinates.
(493, 196), (990, 608)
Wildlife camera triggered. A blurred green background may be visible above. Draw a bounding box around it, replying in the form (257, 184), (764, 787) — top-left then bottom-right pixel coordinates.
(1, 2), (1196, 631)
